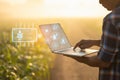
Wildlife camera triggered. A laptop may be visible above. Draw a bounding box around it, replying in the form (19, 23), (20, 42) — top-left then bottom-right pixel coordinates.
(39, 23), (98, 57)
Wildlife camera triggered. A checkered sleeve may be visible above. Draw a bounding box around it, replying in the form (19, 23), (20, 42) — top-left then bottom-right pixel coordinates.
(98, 18), (119, 63)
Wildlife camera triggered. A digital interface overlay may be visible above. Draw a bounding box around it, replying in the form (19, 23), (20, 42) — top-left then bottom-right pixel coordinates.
(40, 23), (71, 51)
(12, 27), (38, 47)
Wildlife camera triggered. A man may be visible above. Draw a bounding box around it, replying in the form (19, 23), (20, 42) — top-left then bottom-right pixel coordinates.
(64, 0), (120, 80)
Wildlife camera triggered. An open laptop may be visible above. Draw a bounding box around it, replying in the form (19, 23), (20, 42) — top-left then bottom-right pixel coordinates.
(39, 23), (98, 56)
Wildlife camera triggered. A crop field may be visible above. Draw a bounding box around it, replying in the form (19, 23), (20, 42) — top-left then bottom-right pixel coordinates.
(0, 17), (103, 80)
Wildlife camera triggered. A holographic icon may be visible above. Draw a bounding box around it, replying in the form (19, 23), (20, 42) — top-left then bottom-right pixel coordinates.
(17, 30), (23, 41)
(53, 24), (59, 30)
(45, 29), (49, 33)
(12, 28), (37, 42)
(12, 24), (38, 47)
(61, 38), (66, 44)
(52, 33), (58, 40)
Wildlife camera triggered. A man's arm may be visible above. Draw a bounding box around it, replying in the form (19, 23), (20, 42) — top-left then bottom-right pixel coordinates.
(94, 40), (101, 46)
(71, 39), (111, 68)
(65, 55), (111, 68)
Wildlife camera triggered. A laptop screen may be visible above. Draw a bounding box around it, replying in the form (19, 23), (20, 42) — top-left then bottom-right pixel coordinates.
(40, 23), (71, 51)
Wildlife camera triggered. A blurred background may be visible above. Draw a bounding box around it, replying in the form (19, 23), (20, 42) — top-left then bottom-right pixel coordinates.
(0, 0), (110, 80)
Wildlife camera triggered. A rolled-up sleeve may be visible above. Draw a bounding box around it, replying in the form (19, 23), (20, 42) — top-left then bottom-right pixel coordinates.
(98, 18), (119, 63)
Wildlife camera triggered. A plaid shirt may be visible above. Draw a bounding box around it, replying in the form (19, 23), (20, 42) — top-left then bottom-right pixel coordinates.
(98, 7), (120, 80)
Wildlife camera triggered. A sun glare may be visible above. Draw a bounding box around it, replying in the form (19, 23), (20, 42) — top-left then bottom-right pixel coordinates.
(37, 0), (108, 18)
(0, 0), (109, 18)
(3, 0), (27, 4)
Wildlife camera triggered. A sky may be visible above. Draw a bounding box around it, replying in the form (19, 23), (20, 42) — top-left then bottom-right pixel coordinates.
(0, 0), (109, 18)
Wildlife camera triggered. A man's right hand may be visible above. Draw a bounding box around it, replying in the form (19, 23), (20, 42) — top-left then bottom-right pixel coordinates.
(73, 40), (100, 51)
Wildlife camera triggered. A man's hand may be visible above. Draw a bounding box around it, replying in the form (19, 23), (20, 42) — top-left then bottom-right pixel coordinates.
(63, 54), (86, 63)
(63, 54), (111, 68)
(73, 40), (100, 51)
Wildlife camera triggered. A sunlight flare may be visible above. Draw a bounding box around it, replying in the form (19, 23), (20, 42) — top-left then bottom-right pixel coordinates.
(1, 0), (27, 4)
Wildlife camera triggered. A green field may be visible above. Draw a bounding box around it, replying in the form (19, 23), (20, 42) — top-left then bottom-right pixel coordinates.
(0, 17), (103, 80)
